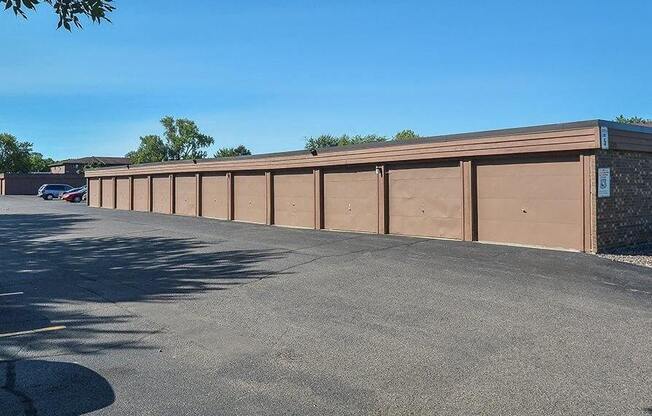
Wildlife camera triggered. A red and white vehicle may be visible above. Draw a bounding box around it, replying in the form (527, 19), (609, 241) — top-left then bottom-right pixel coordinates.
(61, 186), (87, 203)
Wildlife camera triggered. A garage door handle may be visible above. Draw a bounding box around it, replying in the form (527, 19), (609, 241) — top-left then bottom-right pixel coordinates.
(522, 209), (527, 213)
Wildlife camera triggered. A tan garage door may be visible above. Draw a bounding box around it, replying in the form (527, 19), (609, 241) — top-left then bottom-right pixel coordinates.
(273, 170), (314, 228)
(388, 162), (462, 239)
(475, 155), (583, 251)
(174, 174), (197, 216)
(233, 173), (266, 224)
(201, 173), (228, 219)
(133, 176), (149, 212)
(89, 179), (100, 207)
(101, 178), (114, 208)
(116, 177), (130, 210)
(323, 166), (378, 233)
(152, 175), (171, 214)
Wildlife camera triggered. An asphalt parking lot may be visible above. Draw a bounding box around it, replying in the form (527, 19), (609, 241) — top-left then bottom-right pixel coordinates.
(0, 196), (650, 415)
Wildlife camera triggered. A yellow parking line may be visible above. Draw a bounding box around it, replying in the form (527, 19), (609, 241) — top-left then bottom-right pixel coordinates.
(0, 325), (66, 338)
(0, 292), (23, 297)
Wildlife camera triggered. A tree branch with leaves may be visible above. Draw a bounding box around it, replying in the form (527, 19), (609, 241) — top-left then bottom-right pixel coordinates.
(615, 115), (652, 126)
(2, 0), (114, 30)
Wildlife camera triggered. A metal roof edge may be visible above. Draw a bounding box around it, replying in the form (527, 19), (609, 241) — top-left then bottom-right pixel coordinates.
(598, 119), (652, 135)
(86, 119), (603, 173)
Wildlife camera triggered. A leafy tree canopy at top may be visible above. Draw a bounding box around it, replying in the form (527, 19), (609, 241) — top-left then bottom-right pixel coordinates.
(2, 0), (114, 30)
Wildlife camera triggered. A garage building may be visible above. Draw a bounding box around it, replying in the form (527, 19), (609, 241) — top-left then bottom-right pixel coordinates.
(84, 120), (652, 253)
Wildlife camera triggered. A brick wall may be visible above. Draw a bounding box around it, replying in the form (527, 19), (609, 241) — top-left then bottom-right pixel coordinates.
(595, 149), (652, 251)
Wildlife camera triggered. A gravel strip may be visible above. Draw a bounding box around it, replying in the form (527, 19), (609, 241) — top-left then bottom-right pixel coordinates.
(597, 243), (652, 268)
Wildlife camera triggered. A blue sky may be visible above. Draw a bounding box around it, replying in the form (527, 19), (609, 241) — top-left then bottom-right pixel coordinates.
(1, 1), (650, 160)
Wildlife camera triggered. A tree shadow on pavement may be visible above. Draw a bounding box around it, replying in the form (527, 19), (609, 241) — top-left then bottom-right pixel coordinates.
(1, 359), (115, 416)
(0, 214), (287, 361)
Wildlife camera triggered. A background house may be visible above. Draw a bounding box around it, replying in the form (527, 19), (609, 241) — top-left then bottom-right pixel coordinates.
(49, 157), (131, 175)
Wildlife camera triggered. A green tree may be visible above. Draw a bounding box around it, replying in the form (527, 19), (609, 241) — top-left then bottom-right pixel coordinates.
(615, 115), (652, 125)
(161, 116), (214, 160)
(125, 117), (215, 164)
(304, 130), (420, 150)
(2, 0), (114, 30)
(126, 135), (167, 164)
(214, 145), (252, 158)
(0, 133), (33, 173)
(348, 134), (387, 145)
(305, 134), (387, 150)
(304, 135), (339, 149)
(394, 129), (419, 141)
(29, 152), (55, 172)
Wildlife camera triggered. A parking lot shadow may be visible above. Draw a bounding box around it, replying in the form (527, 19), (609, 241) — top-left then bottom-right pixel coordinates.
(1, 359), (115, 415)
(0, 213), (287, 359)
